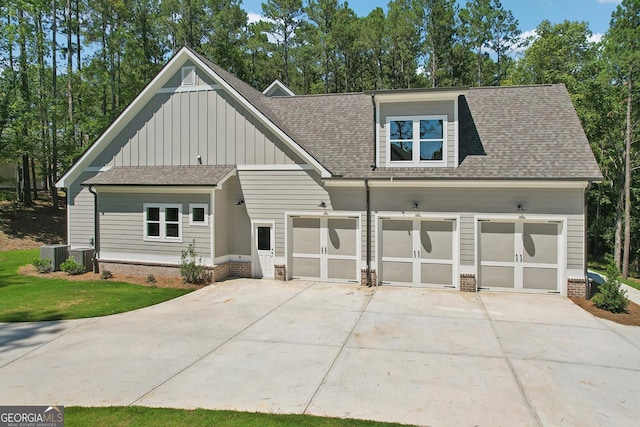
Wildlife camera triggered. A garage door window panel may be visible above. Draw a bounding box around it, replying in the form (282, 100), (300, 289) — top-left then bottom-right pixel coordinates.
(421, 221), (453, 260)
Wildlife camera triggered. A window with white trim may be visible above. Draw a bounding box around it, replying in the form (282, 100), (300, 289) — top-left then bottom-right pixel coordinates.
(189, 203), (209, 226)
(144, 204), (182, 242)
(387, 115), (447, 166)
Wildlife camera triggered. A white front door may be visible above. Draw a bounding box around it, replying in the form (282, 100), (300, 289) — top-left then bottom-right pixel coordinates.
(254, 223), (274, 279)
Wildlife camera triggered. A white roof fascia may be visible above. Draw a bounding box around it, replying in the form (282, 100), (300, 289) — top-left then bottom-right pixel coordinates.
(374, 90), (468, 104)
(187, 54), (332, 179)
(57, 47), (193, 188)
(263, 79), (295, 96)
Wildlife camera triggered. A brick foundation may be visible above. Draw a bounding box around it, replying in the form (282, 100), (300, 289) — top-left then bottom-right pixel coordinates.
(97, 259), (251, 283)
(460, 273), (477, 292)
(361, 269), (377, 286)
(567, 277), (587, 298)
(275, 265), (287, 281)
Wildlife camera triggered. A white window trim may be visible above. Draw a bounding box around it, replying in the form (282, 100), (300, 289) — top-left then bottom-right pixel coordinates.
(181, 66), (196, 86)
(189, 203), (209, 226)
(143, 203), (183, 242)
(386, 115), (447, 168)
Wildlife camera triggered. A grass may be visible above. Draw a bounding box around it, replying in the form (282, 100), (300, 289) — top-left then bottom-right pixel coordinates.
(0, 249), (193, 322)
(65, 407), (410, 427)
(588, 265), (640, 291)
(0, 188), (16, 201)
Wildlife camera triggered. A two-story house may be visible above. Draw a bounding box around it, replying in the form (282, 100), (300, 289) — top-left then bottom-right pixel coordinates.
(57, 47), (603, 296)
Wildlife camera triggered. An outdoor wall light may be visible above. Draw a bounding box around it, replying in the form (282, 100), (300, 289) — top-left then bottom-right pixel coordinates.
(197, 155), (202, 165)
(319, 201), (327, 208)
(236, 199), (245, 205)
(412, 201), (419, 209)
(516, 203), (526, 212)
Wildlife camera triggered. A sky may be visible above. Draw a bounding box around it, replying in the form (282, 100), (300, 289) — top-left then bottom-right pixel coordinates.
(241, 0), (623, 44)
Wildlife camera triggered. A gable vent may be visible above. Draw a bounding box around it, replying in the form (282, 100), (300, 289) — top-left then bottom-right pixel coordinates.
(181, 66), (196, 86)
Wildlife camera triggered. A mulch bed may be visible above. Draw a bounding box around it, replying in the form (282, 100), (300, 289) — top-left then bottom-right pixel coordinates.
(18, 265), (207, 289)
(570, 297), (640, 326)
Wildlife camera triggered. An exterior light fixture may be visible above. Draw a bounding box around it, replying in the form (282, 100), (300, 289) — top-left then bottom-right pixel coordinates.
(236, 199), (245, 205)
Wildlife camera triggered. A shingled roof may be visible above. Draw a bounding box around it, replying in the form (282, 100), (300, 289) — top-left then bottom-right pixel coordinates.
(83, 165), (235, 186)
(192, 48), (603, 181)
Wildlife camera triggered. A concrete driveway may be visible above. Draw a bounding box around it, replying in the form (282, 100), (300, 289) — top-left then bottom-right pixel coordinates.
(1, 280), (640, 426)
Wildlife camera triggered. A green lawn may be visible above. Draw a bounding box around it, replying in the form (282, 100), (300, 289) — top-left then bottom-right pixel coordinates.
(588, 265), (640, 291)
(66, 407), (411, 427)
(0, 249), (193, 322)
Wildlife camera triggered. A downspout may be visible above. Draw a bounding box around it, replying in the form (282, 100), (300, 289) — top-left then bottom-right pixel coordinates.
(88, 185), (99, 273)
(366, 93), (376, 287)
(584, 181), (592, 298)
(366, 179), (372, 286)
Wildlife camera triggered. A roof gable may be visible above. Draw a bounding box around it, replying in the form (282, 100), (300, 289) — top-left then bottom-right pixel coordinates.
(57, 47), (330, 188)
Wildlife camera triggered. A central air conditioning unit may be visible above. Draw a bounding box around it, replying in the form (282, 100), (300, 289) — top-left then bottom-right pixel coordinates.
(39, 244), (69, 271)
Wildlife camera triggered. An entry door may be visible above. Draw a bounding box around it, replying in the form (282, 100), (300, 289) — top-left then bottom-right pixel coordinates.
(380, 218), (455, 288)
(254, 224), (274, 279)
(291, 216), (359, 282)
(479, 221), (560, 292)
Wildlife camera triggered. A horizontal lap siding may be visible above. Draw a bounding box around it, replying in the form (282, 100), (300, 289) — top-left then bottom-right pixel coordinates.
(239, 170), (331, 256)
(99, 192), (211, 262)
(371, 187), (585, 270)
(68, 172), (98, 248)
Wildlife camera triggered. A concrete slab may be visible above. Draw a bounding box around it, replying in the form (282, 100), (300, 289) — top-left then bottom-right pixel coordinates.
(367, 287), (486, 319)
(621, 284), (640, 306)
(0, 319), (88, 368)
(2, 280), (640, 427)
(137, 340), (338, 414)
(480, 292), (603, 327)
(513, 359), (640, 426)
(349, 312), (503, 357)
(307, 347), (537, 427)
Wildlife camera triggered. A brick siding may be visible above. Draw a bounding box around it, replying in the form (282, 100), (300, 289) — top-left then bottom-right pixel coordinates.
(567, 277), (587, 298)
(460, 273), (477, 292)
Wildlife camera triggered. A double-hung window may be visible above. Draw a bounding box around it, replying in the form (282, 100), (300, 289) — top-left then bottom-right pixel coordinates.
(387, 115), (447, 166)
(144, 204), (182, 242)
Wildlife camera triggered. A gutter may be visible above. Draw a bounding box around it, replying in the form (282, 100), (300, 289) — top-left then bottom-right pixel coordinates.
(88, 185), (100, 273)
(365, 179), (372, 287)
(585, 181), (592, 298)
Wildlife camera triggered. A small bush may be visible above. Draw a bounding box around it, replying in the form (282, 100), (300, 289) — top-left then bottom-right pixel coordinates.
(180, 240), (211, 284)
(32, 257), (53, 274)
(101, 270), (113, 280)
(592, 262), (629, 313)
(60, 257), (86, 275)
(146, 274), (156, 284)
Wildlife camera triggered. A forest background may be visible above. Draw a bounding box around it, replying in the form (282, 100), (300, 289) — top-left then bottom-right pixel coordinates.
(0, 0), (638, 276)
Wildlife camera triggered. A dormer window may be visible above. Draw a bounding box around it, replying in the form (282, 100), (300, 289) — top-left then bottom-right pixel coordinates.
(387, 115), (446, 166)
(181, 66), (196, 86)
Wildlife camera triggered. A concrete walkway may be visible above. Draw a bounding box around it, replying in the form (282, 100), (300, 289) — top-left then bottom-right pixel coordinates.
(1, 280), (640, 426)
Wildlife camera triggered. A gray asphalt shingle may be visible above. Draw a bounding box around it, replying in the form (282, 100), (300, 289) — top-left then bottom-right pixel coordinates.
(83, 165), (235, 186)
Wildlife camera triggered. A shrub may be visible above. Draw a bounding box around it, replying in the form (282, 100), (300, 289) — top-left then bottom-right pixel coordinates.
(60, 257), (86, 275)
(180, 240), (211, 284)
(592, 262), (629, 313)
(32, 257), (53, 274)
(146, 274), (156, 284)
(101, 270), (113, 280)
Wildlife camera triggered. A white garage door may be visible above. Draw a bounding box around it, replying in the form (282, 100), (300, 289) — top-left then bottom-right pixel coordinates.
(379, 218), (456, 288)
(479, 221), (561, 292)
(290, 216), (359, 282)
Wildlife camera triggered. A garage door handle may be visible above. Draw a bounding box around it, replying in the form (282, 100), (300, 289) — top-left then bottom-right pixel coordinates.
(520, 254), (522, 262)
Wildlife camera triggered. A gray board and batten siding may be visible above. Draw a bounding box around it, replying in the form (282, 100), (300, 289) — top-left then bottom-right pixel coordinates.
(89, 64), (305, 170)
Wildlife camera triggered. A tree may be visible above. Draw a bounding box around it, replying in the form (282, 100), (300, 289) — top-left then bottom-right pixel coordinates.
(485, 0), (520, 84)
(386, 0), (420, 89)
(262, 0), (303, 87)
(459, 0), (491, 86)
(604, 0), (640, 278)
(415, 0), (457, 88)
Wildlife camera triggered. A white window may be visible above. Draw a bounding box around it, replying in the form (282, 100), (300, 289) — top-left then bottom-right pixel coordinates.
(181, 66), (196, 86)
(189, 203), (209, 226)
(386, 115), (447, 167)
(144, 204), (182, 242)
